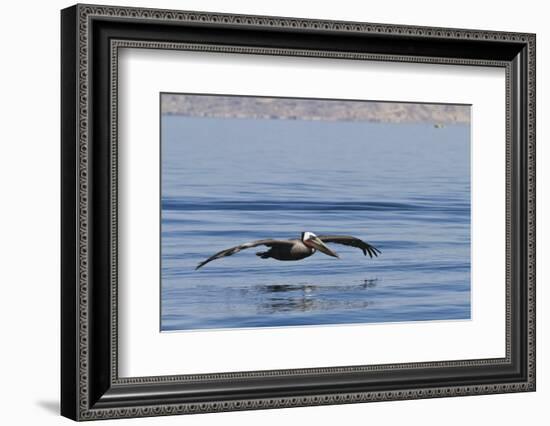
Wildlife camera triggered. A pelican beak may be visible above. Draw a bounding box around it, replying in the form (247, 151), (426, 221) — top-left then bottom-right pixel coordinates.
(310, 237), (340, 258)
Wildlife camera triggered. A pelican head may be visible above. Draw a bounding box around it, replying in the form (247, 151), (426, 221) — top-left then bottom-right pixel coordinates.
(301, 231), (340, 258)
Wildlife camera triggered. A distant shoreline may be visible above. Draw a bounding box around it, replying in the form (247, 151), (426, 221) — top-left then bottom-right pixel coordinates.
(161, 93), (471, 125)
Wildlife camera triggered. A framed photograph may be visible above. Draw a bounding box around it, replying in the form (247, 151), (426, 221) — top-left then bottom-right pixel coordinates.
(61, 4), (536, 421)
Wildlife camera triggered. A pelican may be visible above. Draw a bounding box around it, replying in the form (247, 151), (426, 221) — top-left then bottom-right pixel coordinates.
(195, 232), (380, 270)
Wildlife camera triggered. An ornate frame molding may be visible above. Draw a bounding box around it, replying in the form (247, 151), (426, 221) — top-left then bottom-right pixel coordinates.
(61, 4), (535, 421)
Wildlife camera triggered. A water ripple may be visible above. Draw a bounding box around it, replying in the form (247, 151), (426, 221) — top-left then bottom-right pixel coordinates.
(162, 198), (469, 214)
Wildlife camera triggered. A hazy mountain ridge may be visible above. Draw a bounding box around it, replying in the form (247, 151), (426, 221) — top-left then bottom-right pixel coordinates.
(161, 94), (470, 124)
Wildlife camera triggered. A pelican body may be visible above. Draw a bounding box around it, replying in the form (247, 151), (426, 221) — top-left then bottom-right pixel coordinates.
(255, 232), (335, 261)
(196, 231), (380, 270)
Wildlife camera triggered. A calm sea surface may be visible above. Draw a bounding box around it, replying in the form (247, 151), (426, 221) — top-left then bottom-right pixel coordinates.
(161, 115), (471, 331)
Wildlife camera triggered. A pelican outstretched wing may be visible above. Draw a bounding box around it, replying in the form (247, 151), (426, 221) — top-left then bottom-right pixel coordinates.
(317, 235), (381, 258)
(196, 239), (294, 270)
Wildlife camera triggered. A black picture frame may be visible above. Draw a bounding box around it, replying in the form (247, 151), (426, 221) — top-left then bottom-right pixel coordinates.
(61, 3), (536, 421)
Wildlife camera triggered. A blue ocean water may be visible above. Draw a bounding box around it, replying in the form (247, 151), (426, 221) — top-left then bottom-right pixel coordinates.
(161, 115), (471, 331)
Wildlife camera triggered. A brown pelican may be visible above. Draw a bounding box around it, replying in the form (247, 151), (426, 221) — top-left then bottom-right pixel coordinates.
(195, 232), (380, 270)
